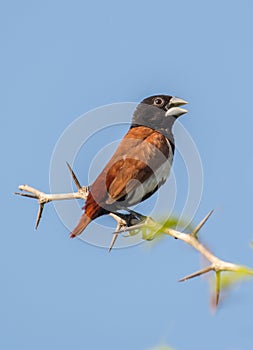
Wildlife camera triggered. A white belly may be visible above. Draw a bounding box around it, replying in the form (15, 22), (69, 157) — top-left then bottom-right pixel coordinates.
(125, 154), (173, 207)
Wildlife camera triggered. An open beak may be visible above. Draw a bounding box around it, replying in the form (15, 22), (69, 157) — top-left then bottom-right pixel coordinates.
(165, 96), (188, 117)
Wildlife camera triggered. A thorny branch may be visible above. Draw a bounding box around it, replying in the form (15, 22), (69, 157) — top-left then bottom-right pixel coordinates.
(15, 163), (253, 308)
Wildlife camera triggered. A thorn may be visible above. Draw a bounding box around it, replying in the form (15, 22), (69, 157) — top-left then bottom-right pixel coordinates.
(14, 192), (38, 199)
(179, 266), (213, 282)
(108, 233), (118, 253)
(66, 162), (82, 190)
(191, 209), (214, 238)
(215, 271), (221, 306)
(35, 203), (44, 230)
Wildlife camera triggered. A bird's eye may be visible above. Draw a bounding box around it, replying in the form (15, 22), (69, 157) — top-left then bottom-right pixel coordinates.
(153, 97), (164, 107)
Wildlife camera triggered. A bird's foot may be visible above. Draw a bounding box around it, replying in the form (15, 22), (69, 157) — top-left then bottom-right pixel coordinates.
(125, 209), (147, 223)
(112, 209), (147, 227)
(108, 210), (153, 252)
(114, 215), (159, 241)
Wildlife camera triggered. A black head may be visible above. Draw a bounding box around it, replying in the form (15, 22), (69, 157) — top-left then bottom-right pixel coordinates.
(131, 94), (188, 137)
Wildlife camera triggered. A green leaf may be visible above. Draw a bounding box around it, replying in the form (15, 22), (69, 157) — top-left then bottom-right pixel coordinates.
(140, 215), (193, 241)
(219, 268), (253, 290)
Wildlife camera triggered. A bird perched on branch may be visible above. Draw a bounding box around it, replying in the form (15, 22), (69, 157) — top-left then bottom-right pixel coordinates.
(70, 94), (188, 238)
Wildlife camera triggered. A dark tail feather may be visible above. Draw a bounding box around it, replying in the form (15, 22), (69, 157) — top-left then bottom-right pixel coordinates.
(70, 215), (92, 238)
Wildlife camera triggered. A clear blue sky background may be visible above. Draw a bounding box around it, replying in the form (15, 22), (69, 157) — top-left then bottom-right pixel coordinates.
(2, 1), (253, 349)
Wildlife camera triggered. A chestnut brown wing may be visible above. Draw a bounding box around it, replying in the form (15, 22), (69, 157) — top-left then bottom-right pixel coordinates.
(105, 130), (171, 204)
(85, 127), (171, 215)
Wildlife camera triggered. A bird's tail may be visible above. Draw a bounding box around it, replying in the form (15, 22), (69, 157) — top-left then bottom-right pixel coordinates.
(70, 214), (92, 238)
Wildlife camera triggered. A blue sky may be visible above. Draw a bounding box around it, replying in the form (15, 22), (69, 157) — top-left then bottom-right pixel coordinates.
(2, 0), (253, 349)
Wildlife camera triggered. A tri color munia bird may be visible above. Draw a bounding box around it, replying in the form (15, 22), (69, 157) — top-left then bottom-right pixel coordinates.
(70, 94), (188, 238)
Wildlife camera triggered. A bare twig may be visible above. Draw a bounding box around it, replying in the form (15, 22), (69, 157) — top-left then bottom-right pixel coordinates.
(114, 212), (253, 306)
(15, 165), (253, 307)
(15, 184), (89, 229)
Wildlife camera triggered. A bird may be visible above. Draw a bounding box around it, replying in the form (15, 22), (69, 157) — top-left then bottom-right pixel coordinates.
(70, 94), (188, 239)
